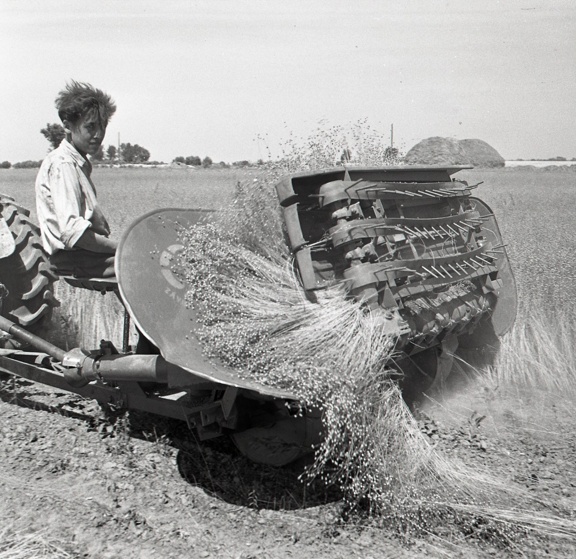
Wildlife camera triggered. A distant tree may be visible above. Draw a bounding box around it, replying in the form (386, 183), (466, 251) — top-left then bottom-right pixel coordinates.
(13, 160), (42, 169)
(185, 156), (201, 166)
(92, 145), (104, 161)
(40, 123), (66, 151)
(0, 161), (11, 169)
(202, 156), (213, 168)
(106, 145), (117, 161)
(233, 160), (250, 168)
(173, 155), (202, 166)
(120, 143), (150, 163)
(218, 161), (230, 168)
(256, 159), (265, 166)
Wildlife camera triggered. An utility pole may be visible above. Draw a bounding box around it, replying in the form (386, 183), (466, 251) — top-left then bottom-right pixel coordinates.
(390, 124), (394, 149)
(117, 133), (121, 163)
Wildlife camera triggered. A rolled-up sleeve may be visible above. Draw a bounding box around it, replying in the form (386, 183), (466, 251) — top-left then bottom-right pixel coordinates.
(49, 162), (92, 249)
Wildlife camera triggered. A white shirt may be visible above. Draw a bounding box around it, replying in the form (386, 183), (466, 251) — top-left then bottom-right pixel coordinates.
(35, 139), (111, 255)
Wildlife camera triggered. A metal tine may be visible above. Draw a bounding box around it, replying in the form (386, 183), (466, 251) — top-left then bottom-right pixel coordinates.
(440, 265), (451, 276)
(391, 189), (412, 197)
(406, 190), (424, 198)
(431, 226), (444, 237)
(439, 225), (452, 236)
(404, 226), (423, 238)
(415, 226), (431, 239)
(409, 190), (424, 198)
(431, 265), (446, 278)
(453, 222), (467, 232)
(474, 256), (491, 267)
(431, 189), (452, 197)
(391, 189), (419, 198)
(421, 266), (439, 278)
(418, 227), (434, 239)
(486, 249), (505, 255)
(425, 189), (441, 196)
(447, 225), (460, 235)
(457, 263), (468, 274)
(421, 190), (441, 198)
(449, 263), (461, 275)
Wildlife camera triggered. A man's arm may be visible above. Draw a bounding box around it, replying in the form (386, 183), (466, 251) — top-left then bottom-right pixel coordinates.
(49, 162), (96, 249)
(74, 229), (117, 254)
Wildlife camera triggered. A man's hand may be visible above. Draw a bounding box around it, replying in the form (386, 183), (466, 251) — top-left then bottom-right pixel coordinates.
(74, 229), (117, 254)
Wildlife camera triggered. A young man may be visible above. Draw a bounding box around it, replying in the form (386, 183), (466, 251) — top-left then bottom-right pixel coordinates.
(36, 81), (117, 278)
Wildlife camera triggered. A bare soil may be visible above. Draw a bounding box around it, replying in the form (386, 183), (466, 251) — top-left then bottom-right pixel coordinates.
(1, 370), (575, 558)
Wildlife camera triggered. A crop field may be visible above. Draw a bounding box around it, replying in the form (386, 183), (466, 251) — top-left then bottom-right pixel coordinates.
(0, 167), (252, 347)
(456, 166), (576, 317)
(1, 165), (575, 347)
(3, 164), (575, 317)
(0, 166), (248, 229)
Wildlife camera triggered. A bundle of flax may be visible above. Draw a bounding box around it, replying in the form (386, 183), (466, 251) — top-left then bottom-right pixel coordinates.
(177, 177), (420, 507)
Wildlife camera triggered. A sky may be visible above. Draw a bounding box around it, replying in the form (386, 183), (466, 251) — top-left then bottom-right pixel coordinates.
(1, 0), (575, 163)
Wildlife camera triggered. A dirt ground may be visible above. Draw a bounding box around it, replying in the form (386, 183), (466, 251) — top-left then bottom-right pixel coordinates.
(1, 370), (575, 559)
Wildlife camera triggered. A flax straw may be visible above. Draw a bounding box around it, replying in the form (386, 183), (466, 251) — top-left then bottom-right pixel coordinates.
(177, 125), (576, 548)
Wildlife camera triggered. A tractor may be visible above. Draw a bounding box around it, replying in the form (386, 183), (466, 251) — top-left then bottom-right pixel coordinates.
(0, 165), (517, 466)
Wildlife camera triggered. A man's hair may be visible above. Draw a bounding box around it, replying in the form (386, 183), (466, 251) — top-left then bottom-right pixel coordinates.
(55, 81), (116, 127)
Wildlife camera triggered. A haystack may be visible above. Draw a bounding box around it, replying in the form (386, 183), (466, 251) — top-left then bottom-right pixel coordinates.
(405, 137), (505, 168)
(460, 138), (505, 167)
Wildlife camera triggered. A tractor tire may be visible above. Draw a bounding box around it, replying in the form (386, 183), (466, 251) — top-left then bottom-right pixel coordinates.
(0, 194), (57, 344)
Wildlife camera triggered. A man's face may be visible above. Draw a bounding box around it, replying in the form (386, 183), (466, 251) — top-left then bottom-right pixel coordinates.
(67, 113), (107, 157)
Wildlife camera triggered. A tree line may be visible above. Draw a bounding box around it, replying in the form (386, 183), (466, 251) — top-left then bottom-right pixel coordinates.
(40, 123), (151, 163)
(0, 122), (277, 169)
